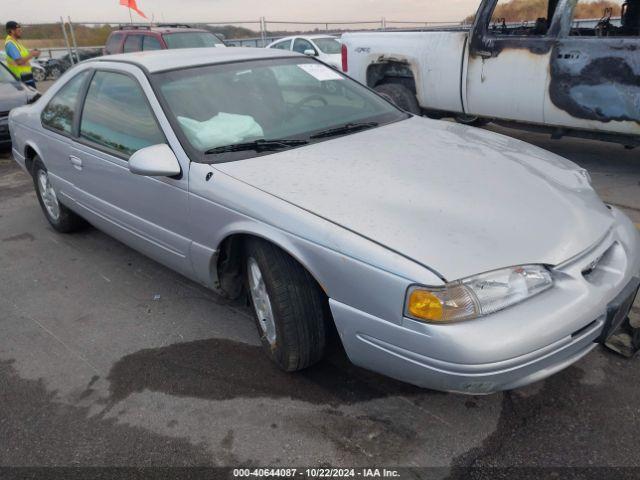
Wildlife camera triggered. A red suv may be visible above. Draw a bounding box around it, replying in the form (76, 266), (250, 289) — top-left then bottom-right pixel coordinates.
(104, 25), (226, 55)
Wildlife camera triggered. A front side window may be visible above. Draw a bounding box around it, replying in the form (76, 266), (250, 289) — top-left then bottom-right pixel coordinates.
(143, 35), (163, 50)
(163, 32), (223, 49)
(41, 71), (90, 134)
(80, 71), (164, 157)
(489, 0), (557, 36)
(313, 38), (342, 54)
(155, 58), (407, 161)
(570, 0), (638, 37)
(123, 35), (143, 53)
(271, 39), (292, 50)
(293, 38), (315, 54)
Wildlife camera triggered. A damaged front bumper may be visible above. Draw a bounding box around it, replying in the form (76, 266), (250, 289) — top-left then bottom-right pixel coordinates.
(331, 207), (640, 394)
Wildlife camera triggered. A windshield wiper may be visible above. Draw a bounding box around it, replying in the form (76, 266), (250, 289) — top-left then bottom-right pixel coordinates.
(310, 122), (379, 139)
(205, 139), (308, 155)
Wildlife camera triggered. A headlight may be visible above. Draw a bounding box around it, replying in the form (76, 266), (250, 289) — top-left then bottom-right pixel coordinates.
(406, 265), (553, 323)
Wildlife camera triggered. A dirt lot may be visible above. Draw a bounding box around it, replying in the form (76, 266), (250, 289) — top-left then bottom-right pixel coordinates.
(1, 111), (640, 473)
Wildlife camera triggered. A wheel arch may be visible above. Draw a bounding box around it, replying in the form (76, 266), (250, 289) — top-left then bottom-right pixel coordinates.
(211, 229), (330, 302)
(366, 58), (420, 97)
(24, 142), (44, 175)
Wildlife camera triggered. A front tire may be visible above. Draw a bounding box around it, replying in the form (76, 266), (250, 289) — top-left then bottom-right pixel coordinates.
(455, 114), (489, 127)
(374, 83), (421, 115)
(244, 238), (328, 372)
(32, 157), (85, 233)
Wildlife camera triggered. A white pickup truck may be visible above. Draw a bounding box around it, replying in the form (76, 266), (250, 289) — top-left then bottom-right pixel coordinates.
(342, 0), (640, 147)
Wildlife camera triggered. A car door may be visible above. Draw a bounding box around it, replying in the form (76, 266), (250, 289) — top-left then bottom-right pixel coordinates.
(68, 65), (193, 277)
(544, 0), (640, 137)
(464, 0), (562, 124)
(38, 69), (93, 204)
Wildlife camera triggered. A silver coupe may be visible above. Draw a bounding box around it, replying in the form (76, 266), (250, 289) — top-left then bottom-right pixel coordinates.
(9, 48), (640, 394)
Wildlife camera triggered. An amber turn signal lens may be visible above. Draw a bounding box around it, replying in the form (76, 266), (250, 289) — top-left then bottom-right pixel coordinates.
(407, 290), (444, 322)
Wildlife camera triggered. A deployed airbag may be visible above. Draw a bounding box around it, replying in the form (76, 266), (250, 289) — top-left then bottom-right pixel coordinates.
(178, 113), (264, 150)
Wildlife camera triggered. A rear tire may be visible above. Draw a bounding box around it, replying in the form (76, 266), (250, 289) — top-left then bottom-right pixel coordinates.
(32, 156), (85, 233)
(374, 83), (421, 115)
(244, 238), (328, 372)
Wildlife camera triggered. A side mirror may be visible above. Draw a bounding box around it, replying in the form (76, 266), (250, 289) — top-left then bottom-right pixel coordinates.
(129, 144), (181, 177)
(303, 49), (317, 56)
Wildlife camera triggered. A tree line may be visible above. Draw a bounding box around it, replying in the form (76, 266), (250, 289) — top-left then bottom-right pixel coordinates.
(466, 0), (622, 24)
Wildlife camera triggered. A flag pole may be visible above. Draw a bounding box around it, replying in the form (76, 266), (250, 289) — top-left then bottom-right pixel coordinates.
(129, 7), (133, 24)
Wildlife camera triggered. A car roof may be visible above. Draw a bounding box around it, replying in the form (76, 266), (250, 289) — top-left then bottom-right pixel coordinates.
(89, 47), (301, 73)
(114, 27), (211, 34)
(272, 35), (338, 42)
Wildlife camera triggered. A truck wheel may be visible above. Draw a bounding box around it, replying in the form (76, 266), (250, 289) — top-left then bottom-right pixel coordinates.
(455, 114), (489, 127)
(374, 83), (421, 115)
(244, 238), (328, 372)
(32, 157), (85, 233)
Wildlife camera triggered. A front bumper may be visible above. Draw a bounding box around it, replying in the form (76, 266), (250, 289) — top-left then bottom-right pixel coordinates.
(331, 208), (640, 394)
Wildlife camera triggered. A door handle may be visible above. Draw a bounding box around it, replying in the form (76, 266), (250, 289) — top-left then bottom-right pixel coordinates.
(70, 155), (83, 171)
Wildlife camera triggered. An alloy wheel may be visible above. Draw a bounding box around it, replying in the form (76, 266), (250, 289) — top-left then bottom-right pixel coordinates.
(37, 169), (60, 221)
(247, 257), (277, 346)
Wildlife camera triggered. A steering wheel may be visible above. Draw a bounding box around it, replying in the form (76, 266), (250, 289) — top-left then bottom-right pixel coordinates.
(293, 95), (329, 114)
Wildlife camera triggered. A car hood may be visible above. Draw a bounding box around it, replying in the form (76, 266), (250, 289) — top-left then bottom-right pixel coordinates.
(0, 81), (29, 112)
(216, 117), (614, 281)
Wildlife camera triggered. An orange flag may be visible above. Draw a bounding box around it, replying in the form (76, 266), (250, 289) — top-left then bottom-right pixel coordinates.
(120, 0), (147, 19)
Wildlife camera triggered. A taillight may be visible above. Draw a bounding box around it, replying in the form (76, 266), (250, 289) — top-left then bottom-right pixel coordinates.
(341, 44), (348, 73)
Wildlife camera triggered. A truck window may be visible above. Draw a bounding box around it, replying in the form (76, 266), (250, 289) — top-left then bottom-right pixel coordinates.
(105, 33), (123, 55)
(143, 35), (163, 51)
(570, 0), (639, 36)
(489, 0), (558, 36)
(124, 34), (143, 53)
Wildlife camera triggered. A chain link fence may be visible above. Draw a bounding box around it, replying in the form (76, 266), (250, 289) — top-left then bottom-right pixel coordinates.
(1, 16), (467, 80)
(8, 17), (467, 52)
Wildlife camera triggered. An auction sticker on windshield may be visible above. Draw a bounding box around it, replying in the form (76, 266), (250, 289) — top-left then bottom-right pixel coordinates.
(297, 63), (343, 81)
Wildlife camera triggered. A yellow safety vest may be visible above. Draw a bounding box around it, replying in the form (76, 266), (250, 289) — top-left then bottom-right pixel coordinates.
(4, 35), (32, 80)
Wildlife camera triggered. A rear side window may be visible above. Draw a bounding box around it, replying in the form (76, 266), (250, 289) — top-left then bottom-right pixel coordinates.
(80, 71), (164, 157)
(105, 33), (123, 54)
(41, 71), (90, 134)
(123, 35), (143, 53)
(143, 35), (163, 51)
(271, 40), (292, 50)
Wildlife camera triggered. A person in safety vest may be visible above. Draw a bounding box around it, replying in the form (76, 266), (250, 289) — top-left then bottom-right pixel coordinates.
(4, 21), (41, 88)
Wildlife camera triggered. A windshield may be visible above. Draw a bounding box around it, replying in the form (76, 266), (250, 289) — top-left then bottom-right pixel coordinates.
(313, 38), (341, 54)
(154, 57), (407, 162)
(163, 32), (223, 49)
(0, 63), (16, 83)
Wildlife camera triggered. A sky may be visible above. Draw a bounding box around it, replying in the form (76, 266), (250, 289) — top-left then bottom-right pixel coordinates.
(3, 0), (482, 26)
